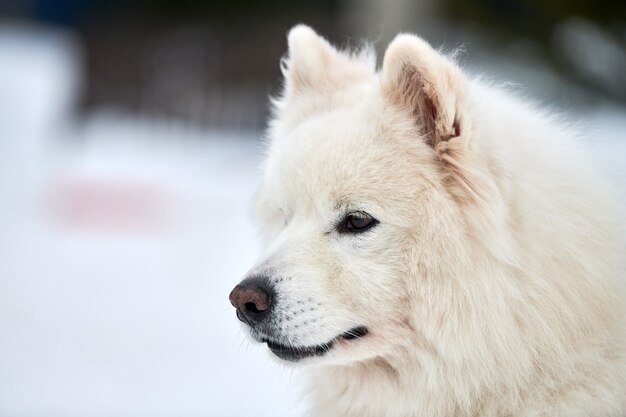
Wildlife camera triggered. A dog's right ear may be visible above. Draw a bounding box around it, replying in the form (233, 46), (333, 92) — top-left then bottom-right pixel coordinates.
(282, 25), (337, 93)
(280, 24), (374, 99)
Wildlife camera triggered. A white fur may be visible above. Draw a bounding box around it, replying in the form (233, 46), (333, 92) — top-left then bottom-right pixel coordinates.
(244, 24), (626, 416)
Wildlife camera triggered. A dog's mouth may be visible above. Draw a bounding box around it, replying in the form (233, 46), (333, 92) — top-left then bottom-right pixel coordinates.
(262, 326), (369, 362)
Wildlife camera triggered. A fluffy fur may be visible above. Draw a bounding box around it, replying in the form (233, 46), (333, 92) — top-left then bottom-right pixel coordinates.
(242, 24), (626, 416)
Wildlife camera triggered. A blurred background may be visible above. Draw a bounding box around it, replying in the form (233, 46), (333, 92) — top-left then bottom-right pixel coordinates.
(0, 1), (624, 416)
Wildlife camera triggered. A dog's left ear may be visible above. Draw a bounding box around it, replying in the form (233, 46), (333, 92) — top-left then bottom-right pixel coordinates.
(382, 35), (502, 209)
(381, 34), (470, 151)
(382, 35), (513, 260)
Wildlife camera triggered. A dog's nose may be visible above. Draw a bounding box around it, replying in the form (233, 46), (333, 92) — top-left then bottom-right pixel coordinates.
(229, 277), (274, 325)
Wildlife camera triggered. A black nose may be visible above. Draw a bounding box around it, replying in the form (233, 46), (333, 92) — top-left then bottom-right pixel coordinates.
(229, 277), (274, 325)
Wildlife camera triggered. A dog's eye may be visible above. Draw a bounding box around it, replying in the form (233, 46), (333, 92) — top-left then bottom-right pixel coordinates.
(338, 212), (378, 234)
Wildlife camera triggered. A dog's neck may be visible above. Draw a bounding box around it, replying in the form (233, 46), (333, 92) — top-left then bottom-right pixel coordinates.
(304, 354), (469, 417)
(304, 353), (521, 417)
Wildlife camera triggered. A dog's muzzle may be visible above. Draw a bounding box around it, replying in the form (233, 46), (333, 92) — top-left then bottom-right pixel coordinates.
(229, 276), (369, 362)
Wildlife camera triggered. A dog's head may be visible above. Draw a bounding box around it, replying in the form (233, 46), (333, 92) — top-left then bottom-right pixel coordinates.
(230, 25), (486, 365)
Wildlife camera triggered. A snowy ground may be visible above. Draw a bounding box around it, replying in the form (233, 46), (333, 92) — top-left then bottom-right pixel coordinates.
(0, 26), (305, 417)
(0, 24), (624, 417)
(0, 120), (306, 417)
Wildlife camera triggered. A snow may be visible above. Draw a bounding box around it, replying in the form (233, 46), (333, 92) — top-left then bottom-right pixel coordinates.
(0, 121), (306, 417)
(0, 24), (623, 417)
(0, 25), (304, 417)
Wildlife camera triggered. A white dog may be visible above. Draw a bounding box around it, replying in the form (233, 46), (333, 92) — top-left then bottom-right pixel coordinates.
(229, 24), (626, 417)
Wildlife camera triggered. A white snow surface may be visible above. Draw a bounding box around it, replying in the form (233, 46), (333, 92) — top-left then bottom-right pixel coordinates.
(0, 120), (306, 417)
(0, 25), (304, 417)
(0, 24), (624, 417)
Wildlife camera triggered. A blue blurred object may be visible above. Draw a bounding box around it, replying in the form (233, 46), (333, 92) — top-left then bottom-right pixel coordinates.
(34, 0), (96, 27)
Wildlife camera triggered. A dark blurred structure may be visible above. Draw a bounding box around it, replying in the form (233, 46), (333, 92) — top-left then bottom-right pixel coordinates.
(1, 0), (625, 129)
(446, 0), (626, 102)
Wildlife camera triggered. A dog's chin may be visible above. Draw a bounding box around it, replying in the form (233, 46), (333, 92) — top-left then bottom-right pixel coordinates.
(250, 326), (369, 363)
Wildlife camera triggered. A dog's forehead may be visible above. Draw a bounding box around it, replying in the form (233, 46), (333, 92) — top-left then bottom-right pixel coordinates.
(264, 102), (432, 213)
(269, 105), (377, 177)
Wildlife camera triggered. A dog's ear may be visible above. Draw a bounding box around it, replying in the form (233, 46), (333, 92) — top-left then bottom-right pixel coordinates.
(382, 35), (513, 261)
(281, 24), (374, 98)
(381, 34), (470, 151)
(283, 25), (337, 92)
(382, 35), (501, 207)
